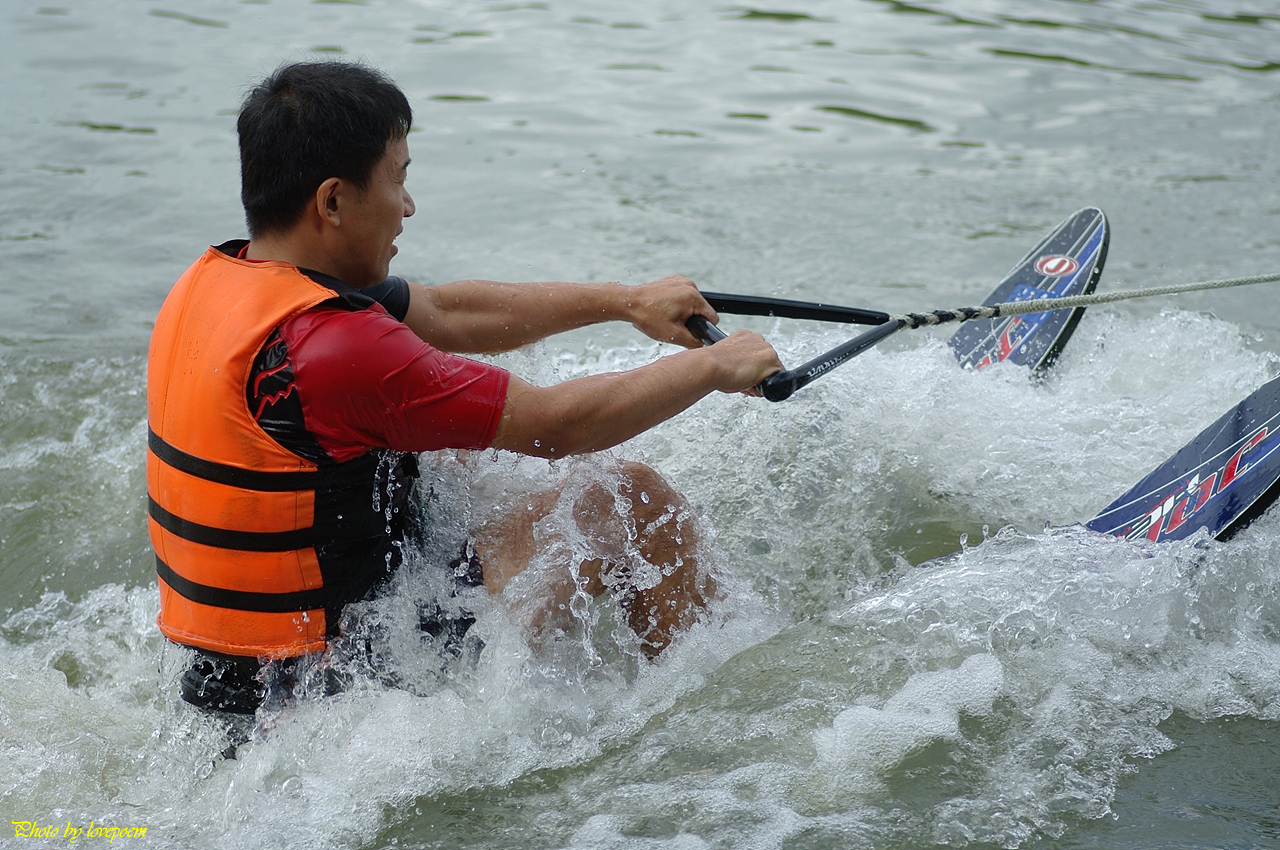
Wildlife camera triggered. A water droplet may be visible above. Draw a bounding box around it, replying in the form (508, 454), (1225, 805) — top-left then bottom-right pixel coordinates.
(639, 490), (650, 504)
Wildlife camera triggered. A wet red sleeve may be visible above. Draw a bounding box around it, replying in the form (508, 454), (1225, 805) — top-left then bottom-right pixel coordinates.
(280, 306), (509, 463)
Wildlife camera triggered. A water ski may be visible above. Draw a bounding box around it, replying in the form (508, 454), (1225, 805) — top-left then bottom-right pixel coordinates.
(1087, 375), (1280, 543)
(691, 208), (1112, 400)
(948, 207), (1109, 372)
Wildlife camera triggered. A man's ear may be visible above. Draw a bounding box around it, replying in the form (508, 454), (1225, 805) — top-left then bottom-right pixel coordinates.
(314, 177), (344, 228)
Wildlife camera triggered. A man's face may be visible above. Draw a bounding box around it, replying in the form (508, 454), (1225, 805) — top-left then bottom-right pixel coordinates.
(340, 134), (415, 288)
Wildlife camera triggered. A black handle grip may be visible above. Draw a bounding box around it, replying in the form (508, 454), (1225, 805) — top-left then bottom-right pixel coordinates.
(702, 292), (890, 326)
(686, 315), (727, 345)
(760, 371), (799, 401)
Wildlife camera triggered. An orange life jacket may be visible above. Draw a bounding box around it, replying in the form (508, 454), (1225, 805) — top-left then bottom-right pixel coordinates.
(147, 246), (415, 658)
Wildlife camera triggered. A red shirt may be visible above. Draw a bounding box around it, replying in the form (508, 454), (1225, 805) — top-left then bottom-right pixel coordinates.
(231, 241), (509, 464)
(277, 305), (508, 462)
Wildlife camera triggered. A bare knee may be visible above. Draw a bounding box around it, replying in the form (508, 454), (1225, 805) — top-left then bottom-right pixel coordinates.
(474, 460), (718, 659)
(473, 487), (560, 594)
(617, 461), (677, 507)
(614, 463), (695, 562)
(614, 463), (718, 656)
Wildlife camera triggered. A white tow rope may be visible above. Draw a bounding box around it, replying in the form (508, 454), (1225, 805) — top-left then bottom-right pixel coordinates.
(890, 272), (1280, 330)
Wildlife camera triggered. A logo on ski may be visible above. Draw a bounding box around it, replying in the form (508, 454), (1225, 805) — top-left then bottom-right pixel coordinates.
(1121, 425), (1277, 541)
(1033, 255), (1079, 277)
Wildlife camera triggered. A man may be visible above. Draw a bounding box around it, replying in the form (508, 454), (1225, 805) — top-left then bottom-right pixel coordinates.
(146, 61), (781, 713)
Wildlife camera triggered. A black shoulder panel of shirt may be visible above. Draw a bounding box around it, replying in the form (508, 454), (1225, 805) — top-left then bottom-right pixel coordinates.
(213, 239), (411, 323)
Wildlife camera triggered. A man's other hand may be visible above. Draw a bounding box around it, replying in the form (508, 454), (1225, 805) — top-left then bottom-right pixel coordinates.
(625, 275), (720, 349)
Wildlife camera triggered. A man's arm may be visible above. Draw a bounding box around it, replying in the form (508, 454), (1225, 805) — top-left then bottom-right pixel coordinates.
(490, 330), (782, 458)
(401, 274), (719, 353)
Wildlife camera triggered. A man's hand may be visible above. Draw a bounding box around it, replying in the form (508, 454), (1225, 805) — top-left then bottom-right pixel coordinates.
(624, 275), (720, 349)
(701, 329), (783, 396)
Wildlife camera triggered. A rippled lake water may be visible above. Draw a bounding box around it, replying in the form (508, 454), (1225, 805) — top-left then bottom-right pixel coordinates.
(4, 1), (1280, 848)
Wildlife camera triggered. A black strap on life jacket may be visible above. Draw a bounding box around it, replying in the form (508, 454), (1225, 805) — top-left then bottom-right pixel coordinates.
(146, 428), (378, 551)
(155, 557), (329, 613)
(149, 429), (418, 617)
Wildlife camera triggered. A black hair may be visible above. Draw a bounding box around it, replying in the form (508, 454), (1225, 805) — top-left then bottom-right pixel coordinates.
(237, 61), (412, 237)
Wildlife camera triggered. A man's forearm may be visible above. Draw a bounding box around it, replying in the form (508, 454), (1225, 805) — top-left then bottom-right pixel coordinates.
(492, 350), (720, 457)
(490, 330), (781, 458)
(405, 279), (633, 353)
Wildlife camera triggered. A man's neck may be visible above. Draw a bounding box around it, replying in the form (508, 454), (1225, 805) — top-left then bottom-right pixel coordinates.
(243, 200), (371, 288)
(243, 230), (330, 273)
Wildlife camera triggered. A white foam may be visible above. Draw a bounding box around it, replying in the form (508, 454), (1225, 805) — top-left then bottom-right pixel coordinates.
(814, 654), (1003, 780)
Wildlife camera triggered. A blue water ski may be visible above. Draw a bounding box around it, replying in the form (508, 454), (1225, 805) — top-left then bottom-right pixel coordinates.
(1087, 376), (1280, 542)
(948, 207), (1109, 371)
